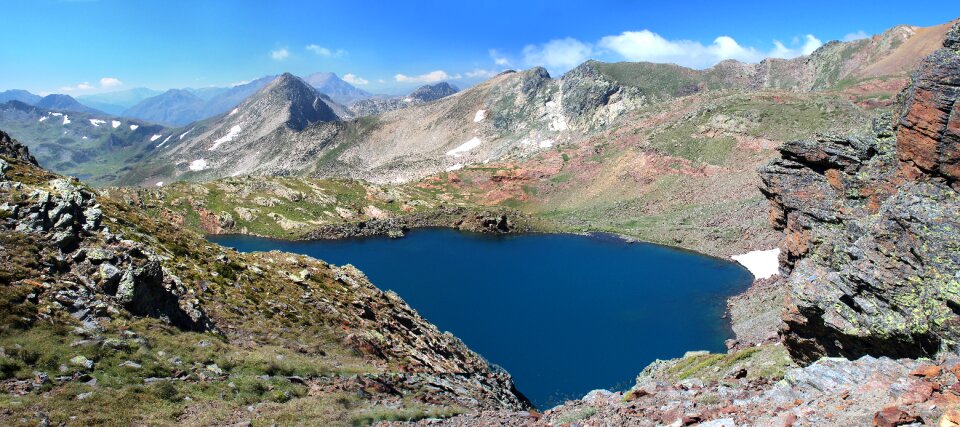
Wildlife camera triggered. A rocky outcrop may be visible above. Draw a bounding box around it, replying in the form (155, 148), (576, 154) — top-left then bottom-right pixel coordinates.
(896, 26), (960, 187)
(0, 130), (37, 165)
(304, 206), (527, 240)
(760, 23), (960, 363)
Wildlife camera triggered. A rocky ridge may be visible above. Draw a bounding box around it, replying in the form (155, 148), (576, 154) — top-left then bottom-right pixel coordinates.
(350, 83), (459, 117)
(761, 22), (960, 363)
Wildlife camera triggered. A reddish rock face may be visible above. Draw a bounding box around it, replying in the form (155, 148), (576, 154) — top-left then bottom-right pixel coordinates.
(896, 31), (960, 186)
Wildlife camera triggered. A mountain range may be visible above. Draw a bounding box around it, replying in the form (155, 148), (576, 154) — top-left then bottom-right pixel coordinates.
(2, 17), (960, 426)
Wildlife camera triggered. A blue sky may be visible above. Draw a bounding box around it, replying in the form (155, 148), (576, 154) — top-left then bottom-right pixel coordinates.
(1, 0), (956, 95)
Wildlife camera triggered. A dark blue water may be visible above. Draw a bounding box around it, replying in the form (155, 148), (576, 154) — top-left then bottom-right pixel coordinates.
(209, 229), (753, 409)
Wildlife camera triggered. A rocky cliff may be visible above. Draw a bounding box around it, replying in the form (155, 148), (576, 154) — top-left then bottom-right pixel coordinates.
(0, 132), (529, 425)
(760, 22), (960, 363)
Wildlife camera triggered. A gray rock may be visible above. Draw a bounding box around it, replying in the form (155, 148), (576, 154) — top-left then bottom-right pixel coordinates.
(69, 355), (94, 369)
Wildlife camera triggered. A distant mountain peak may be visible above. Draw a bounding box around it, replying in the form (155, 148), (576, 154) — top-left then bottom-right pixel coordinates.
(304, 71), (372, 104)
(409, 82), (459, 102)
(35, 94), (104, 115)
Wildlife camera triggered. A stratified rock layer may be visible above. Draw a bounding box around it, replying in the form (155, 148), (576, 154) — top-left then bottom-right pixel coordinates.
(761, 22), (960, 363)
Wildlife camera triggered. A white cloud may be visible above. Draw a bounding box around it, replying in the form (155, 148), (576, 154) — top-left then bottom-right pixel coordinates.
(769, 34), (823, 58)
(342, 73), (369, 85)
(99, 77), (122, 88)
(58, 82), (94, 92)
(489, 49), (510, 66)
(465, 69), (498, 79)
(522, 37), (593, 71)
(597, 30), (823, 69)
(843, 30), (870, 42)
(394, 70), (461, 84)
(270, 48), (290, 61)
(306, 44), (346, 57)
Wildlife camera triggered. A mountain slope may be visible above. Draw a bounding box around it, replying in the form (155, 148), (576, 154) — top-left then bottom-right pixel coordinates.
(121, 73), (352, 184)
(0, 89), (41, 105)
(304, 72), (373, 104)
(77, 87), (163, 115)
(34, 94), (103, 115)
(123, 76), (275, 126)
(122, 89), (206, 126)
(0, 131), (528, 425)
(0, 101), (165, 185)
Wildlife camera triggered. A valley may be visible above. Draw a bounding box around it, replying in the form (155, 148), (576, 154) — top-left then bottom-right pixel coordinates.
(1, 9), (959, 426)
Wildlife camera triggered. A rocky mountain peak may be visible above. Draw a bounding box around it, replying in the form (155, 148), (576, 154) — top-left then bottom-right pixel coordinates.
(35, 94), (102, 115)
(250, 73), (340, 130)
(408, 82), (459, 102)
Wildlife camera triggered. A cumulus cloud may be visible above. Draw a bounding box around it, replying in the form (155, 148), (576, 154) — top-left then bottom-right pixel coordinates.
(489, 49), (510, 66)
(270, 48), (289, 61)
(306, 44), (346, 57)
(342, 73), (369, 85)
(843, 30), (870, 42)
(522, 37), (593, 71)
(596, 30), (822, 69)
(394, 70), (461, 84)
(99, 77), (122, 88)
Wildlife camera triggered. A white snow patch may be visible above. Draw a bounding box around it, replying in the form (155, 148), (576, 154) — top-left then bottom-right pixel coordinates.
(62, 115), (71, 125)
(129, 124), (139, 131)
(155, 181), (164, 187)
(208, 125), (242, 151)
(188, 159), (207, 171)
(38, 116), (48, 122)
(229, 108), (239, 116)
(89, 119), (106, 127)
(445, 137), (482, 157)
(150, 134), (162, 142)
(473, 109), (486, 123)
(446, 163), (464, 172)
(179, 128), (194, 140)
(111, 120), (121, 128)
(731, 248), (781, 280)
(402, 97), (413, 103)
(50, 112), (63, 117)
(156, 134), (173, 148)
(81, 136), (88, 140)
(538, 139), (554, 148)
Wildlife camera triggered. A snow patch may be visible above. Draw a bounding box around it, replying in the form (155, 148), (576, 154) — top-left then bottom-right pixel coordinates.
(111, 120), (121, 129)
(179, 128), (194, 140)
(38, 116), (48, 122)
(209, 125), (242, 151)
(229, 108), (239, 116)
(473, 109), (486, 123)
(50, 112), (63, 117)
(446, 163), (464, 172)
(157, 134), (173, 148)
(62, 115), (71, 125)
(188, 159), (207, 171)
(445, 137), (482, 157)
(129, 124), (139, 131)
(402, 97), (413, 103)
(150, 134), (162, 142)
(731, 248), (781, 280)
(81, 136), (88, 140)
(89, 119), (106, 127)
(155, 181), (164, 187)
(538, 139), (554, 148)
